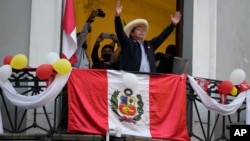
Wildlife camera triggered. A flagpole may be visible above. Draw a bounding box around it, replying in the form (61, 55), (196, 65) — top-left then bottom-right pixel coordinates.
(57, 0), (68, 132)
(59, 0), (65, 56)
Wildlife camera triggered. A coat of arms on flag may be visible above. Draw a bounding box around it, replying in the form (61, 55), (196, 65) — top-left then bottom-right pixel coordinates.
(111, 88), (144, 124)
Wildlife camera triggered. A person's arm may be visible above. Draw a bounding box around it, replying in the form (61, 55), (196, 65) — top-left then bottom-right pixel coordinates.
(114, 0), (129, 49)
(91, 34), (104, 68)
(77, 22), (90, 47)
(110, 46), (121, 64)
(150, 11), (182, 50)
(110, 34), (121, 64)
(77, 10), (98, 47)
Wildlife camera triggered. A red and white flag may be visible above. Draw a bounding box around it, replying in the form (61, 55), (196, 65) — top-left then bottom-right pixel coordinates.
(61, 0), (77, 64)
(67, 69), (190, 141)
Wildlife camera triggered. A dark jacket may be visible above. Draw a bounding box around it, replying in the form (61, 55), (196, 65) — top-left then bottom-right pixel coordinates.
(157, 56), (174, 73)
(115, 16), (175, 73)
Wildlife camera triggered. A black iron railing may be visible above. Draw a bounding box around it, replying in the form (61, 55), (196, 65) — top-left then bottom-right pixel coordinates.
(0, 69), (246, 141)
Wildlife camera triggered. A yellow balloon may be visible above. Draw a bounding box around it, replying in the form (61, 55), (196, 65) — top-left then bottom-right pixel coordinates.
(230, 86), (238, 96)
(53, 59), (72, 74)
(10, 54), (28, 69)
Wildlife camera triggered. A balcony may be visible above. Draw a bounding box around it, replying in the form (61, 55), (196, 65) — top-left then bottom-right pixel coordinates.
(0, 69), (246, 141)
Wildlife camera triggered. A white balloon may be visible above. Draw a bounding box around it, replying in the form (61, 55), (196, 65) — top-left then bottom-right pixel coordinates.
(122, 73), (138, 88)
(45, 52), (60, 64)
(0, 65), (12, 81)
(229, 69), (246, 85)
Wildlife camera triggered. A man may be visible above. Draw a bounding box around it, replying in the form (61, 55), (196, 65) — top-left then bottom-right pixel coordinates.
(114, 0), (181, 73)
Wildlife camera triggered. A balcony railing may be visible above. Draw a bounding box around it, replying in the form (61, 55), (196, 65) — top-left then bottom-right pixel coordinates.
(0, 69), (246, 141)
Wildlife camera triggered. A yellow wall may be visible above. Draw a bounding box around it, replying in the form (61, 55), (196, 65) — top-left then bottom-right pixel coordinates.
(74, 0), (176, 62)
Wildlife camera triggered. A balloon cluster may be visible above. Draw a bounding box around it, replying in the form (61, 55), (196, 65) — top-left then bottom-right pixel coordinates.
(218, 69), (248, 96)
(36, 52), (72, 80)
(0, 54), (28, 81)
(0, 52), (72, 81)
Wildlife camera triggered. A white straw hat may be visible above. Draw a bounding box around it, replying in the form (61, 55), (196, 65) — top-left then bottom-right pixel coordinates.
(124, 18), (148, 37)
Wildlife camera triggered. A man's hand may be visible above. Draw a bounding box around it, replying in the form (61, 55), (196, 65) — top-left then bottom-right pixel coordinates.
(115, 0), (122, 17)
(171, 11), (182, 25)
(96, 33), (104, 43)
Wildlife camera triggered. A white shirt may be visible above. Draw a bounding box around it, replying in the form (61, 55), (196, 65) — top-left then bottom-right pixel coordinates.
(139, 42), (150, 72)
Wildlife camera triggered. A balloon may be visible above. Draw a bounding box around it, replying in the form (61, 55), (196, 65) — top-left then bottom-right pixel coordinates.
(229, 69), (246, 85)
(218, 80), (233, 94)
(10, 54), (28, 69)
(3, 55), (13, 65)
(36, 64), (54, 80)
(45, 52), (60, 64)
(0, 65), (12, 81)
(52, 59), (71, 74)
(230, 86), (238, 96)
(122, 73), (138, 88)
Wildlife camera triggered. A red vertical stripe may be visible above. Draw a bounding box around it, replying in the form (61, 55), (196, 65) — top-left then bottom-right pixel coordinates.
(67, 69), (108, 134)
(149, 74), (190, 141)
(62, 0), (77, 64)
(63, 0), (76, 34)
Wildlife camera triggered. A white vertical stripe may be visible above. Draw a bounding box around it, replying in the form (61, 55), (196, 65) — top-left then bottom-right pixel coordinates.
(62, 28), (77, 59)
(107, 70), (151, 137)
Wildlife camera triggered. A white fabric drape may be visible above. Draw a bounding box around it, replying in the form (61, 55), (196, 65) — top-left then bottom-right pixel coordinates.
(0, 71), (71, 133)
(0, 72), (70, 109)
(188, 75), (250, 124)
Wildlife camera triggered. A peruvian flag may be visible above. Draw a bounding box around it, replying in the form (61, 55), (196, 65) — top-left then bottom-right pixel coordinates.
(67, 69), (190, 141)
(61, 0), (77, 64)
